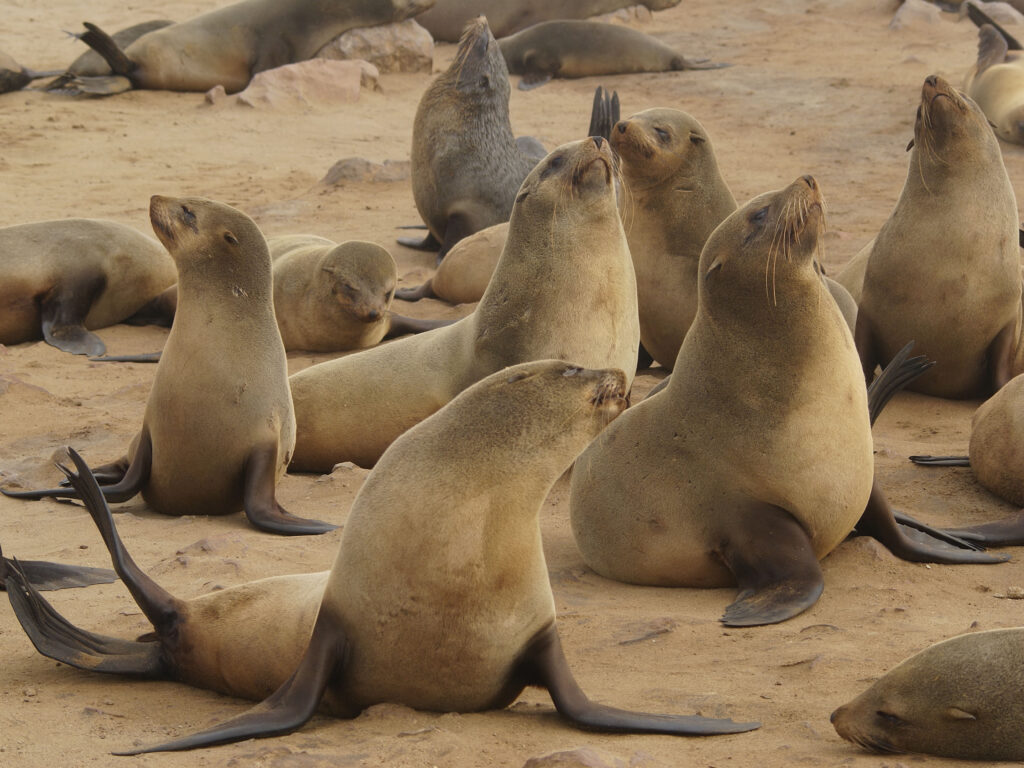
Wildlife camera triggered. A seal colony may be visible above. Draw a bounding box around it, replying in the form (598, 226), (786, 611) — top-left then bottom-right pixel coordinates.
(4, 364), (759, 753)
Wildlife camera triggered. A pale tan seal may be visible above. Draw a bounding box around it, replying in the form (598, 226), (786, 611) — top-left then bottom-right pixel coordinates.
(62, 0), (433, 94)
(832, 628), (1024, 760)
(963, 23), (1024, 144)
(569, 176), (1003, 627)
(395, 222), (509, 303)
(4, 369), (758, 752)
(0, 218), (175, 356)
(853, 75), (1023, 399)
(611, 107), (736, 370)
(291, 137), (639, 471)
(499, 20), (726, 90)
(2, 197), (332, 535)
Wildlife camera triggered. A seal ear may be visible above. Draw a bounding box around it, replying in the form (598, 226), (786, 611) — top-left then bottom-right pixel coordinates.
(944, 707), (977, 721)
(223, 231), (239, 246)
(977, 24), (1010, 77)
(689, 132), (706, 145)
(906, 138), (914, 152)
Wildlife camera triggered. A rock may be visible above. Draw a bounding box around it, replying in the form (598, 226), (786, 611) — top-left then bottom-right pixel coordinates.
(596, 5), (655, 24)
(522, 747), (634, 768)
(320, 157), (412, 185)
(316, 19), (433, 74)
(205, 60), (380, 110)
(889, 0), (941, 29)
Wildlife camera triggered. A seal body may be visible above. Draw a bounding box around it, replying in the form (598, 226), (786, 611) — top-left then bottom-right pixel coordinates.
(396, 222), (509, 304)
(570, 176), (873, 623)
(291, 137), (639, 471)
(969, 372), (1024, 506)
(0, 219), (175, 355)
(832, 628), (1024, 760)
(611, 108), (736, 370)
(964, 23), (1024, 144)
(854, 75), (1022, 398)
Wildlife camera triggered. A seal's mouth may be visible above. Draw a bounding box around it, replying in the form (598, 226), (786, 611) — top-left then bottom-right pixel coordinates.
(589, 370), (630, 419)
(573, 137), (616, 189)
(611, 120), (656, 162)
(830, 705), (908, 756)
(776, 175), (825, 253)
(149, 195), (176, 246)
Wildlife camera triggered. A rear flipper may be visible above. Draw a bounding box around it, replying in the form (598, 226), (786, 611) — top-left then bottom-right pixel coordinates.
(89, 351), (162, 363)
(394, 279), (436, 302)
(396, 229), (441, 252)
(908, 455), (970, 467)
(3, 555), (115, 591)
(677, 58), (731, 71)
(44, 74), (133, 96)
(40, 271), (108, 356)
(243, 444), (337, 535)
(78, 22), (136, 78)
(516, 624), (760, 734)
(587, 86), (620, 142)
(384, 313), (454, 339)
(866, 341), (933, 426)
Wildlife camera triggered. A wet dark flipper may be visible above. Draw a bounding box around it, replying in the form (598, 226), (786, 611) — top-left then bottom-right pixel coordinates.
(116, 608), (348, 754)
(243, 445), (337, 535)
(58, 456), (131, 487)
(394, 280), (436, 302)
(908, 455), (970, 467)
(40, 271), (107, 356)
(78, 22), (136, 77)
(384, 314), (454, 338)
(89, 351), (162, 363)
(516, 624), (759, 735)
(888, 509), (984, 551)
(587, 86), (620, 141)
(718, 503), (824, 627)
(865, 340), (933, 426)
(396, 230), (441, 251)
(11, 559), (116, 590)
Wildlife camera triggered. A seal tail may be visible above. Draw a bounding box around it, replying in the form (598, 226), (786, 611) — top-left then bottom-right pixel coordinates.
(78, 22), (136, 78)
(865, 341), (934, 426)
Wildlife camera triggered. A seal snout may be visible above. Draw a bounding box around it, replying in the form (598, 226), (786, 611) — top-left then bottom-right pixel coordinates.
(149, 195), (177, 245)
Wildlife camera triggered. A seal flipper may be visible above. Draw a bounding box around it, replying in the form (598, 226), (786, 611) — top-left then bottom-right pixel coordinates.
(967, 4), (1023, 51)
(39, 271), (107, 356)
(515, 624), (759, 735)
(384, 313), (453, 338)
(908, 455), (970, 467)
(587, 87), (620, 142)
(89, 351), (162, 363)
(717, 502), (824, 627)
(78, 22), (136, 78)
(394, 279), (437, 302)
(518, 71), (552, 90)
(866, 340), (933, 426)
(8, 559), (116, 591)
(115, 608), (348, 754)
(396, 230), (442, 252)
(976, 24), (1011, 76)
(243, 444), (337, 535)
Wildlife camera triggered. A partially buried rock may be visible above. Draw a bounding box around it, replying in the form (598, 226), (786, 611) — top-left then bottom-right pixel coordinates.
(522, 748), (633, 768)
(889, 0), (941, 29)
(316, 19), (433, 73)
(320, 157), (412, 185)
(205, 60), (379, 109)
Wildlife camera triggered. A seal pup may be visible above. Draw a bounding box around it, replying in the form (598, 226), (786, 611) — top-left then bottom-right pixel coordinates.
(0, 218), (175, 356)
(963, 23), (1024, 144)
(2, 197), (333, 536)
(853, 75), (1022, 398)
(5, 368), (759, 753)
(63, 0), (434, 95)
(291, 137), (639, 471)
(832, 628), (1024, 760)
(499, 21), (726, 90)
(0, 49), (60, 93)
(569, 176), (1004, 628)
(400, 16), (540, 260)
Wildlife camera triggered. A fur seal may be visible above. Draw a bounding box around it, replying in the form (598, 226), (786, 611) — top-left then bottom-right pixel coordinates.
(611, 107), (736, 370)
(396, 222), (509, 303)
(417, 0), (682, 42)
(63, 0), (433, 95)
(400, 17), (540, 260)
(5, 367), (759, 753)
(0, 218), (175, 356)
(2, 197), (333, 536)
(0, 49), (60, 93)
(853, 75), (1023, 399)
(291, 137), (639, 471)
(832, 628), (1024, 760)
(964, 23), (1024, 144)
(499, 20), (726, 90)
(568, 176), (1004, 628)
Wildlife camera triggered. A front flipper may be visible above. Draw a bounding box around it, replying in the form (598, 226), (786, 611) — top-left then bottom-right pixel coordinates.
(515, 624), (759, 735)
(384, 313), (454, 339)
(854, 481), (1008, 563)
(46, 74), (133, 96)
(89, 351), (162, 363)
(40, 272), (107, 356)
(116, 608), (348, 754)
(8, 558), (116, 591)
(909, 455), (970, 467)
(243, 444), (337, 535)
(717, 503), (823, 627)
(394, 280), (436, 302)
(396, 230), (441, 251)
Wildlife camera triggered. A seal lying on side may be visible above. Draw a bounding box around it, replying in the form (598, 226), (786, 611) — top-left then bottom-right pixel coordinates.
(499, 21), (726, 90)
(5, 365), (759, 754)
(291, 137), (639, 471)
(0, 219), (175, 356)
(43, 19), (173, 91)
(832, 628), (1024, 760)
(569, 176), (1003, 628)
(0, 49), (59, 93)
(2, 197), (332, 536)
(63, 0), (433, 95)
(853, 75), (1023, 398)
(963, 23), (1024, 144)
(401, 16), (541, 259)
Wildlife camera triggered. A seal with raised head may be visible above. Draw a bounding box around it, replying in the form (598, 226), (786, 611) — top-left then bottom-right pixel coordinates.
(832, 628), (1024, 760)
(61, 0), (433, 95)
(291, 137), (639, 471)
(853, 75), (1023, 398)
(400, 16), (541, 260)
(4, 366), (759, 753)
(499, 20), (726, 90)
(963, 23), (1024, 144)
(2, 197), (333, 535)
(569, 175), (1004, 628)
(0, 218), (175, 356)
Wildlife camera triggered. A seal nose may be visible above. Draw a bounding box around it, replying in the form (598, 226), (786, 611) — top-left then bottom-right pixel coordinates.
(616, 121), (627, 134)
(802, 175), (817, 190)
(365, 309), (381, 321)
(829, 708), (839, 724)
(925, 74), (938, 88)
(593, 136), (605, 149)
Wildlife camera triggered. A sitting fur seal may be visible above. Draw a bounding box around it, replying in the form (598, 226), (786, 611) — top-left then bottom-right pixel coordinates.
(499, 20), (726, 90)
(832, 628), (1024, 760)
(569, 176), (1004, 628)
(400, 16), (542, 260)
(291, 137), (639, 471)
(4, 366), (759, 753)
(963, 24), (1024, 144)
(63, 0), (433, 95)
(0, 219), (175, 356)
(2, 197), (333, 536)
(852, 75), (1023, 399)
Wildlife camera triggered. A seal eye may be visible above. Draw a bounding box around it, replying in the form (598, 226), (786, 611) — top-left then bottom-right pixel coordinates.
(562, 366), (582, 377)
(507, 371), (531, 383)
(876, 710), (906, 727)
(540, 155), (565, 180)
(654, 127), (670, 142)
(515, 190), (530, 204)
(480, 74), (490, 89)
(750, 207), (769, 225)
(223, 232), (239, 246)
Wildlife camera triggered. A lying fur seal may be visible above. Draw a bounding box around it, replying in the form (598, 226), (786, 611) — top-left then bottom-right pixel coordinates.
(832, 628), (1024, 760)
(963, 23), (1024, 144)
(0, 49), (59, 93)
(4, 364), (759, 753)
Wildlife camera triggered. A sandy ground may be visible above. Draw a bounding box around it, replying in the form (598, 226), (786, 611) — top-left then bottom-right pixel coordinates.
(2, 0), (1024, 765)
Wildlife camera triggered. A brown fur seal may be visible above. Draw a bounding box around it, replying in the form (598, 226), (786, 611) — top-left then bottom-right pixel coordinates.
(291, 137), (639, 471)
(43, 19), (174, 91)
(0, 218), (175, 356)
(569, 176), (1004, 627)
(2, 197), (333, 535)
(832, 628), (1024, 760)
(611, 107), (736, 370)
(4, 369), (758, 753)
(853, 75), (1023, 399)
(499, 20), (727, 90)
(401, 17), (540, 260)
(417, 0), (682, 42)
(64, 0), (433, 95)
(964, 23), (1024, 144)
(396, 222), (509, 303)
